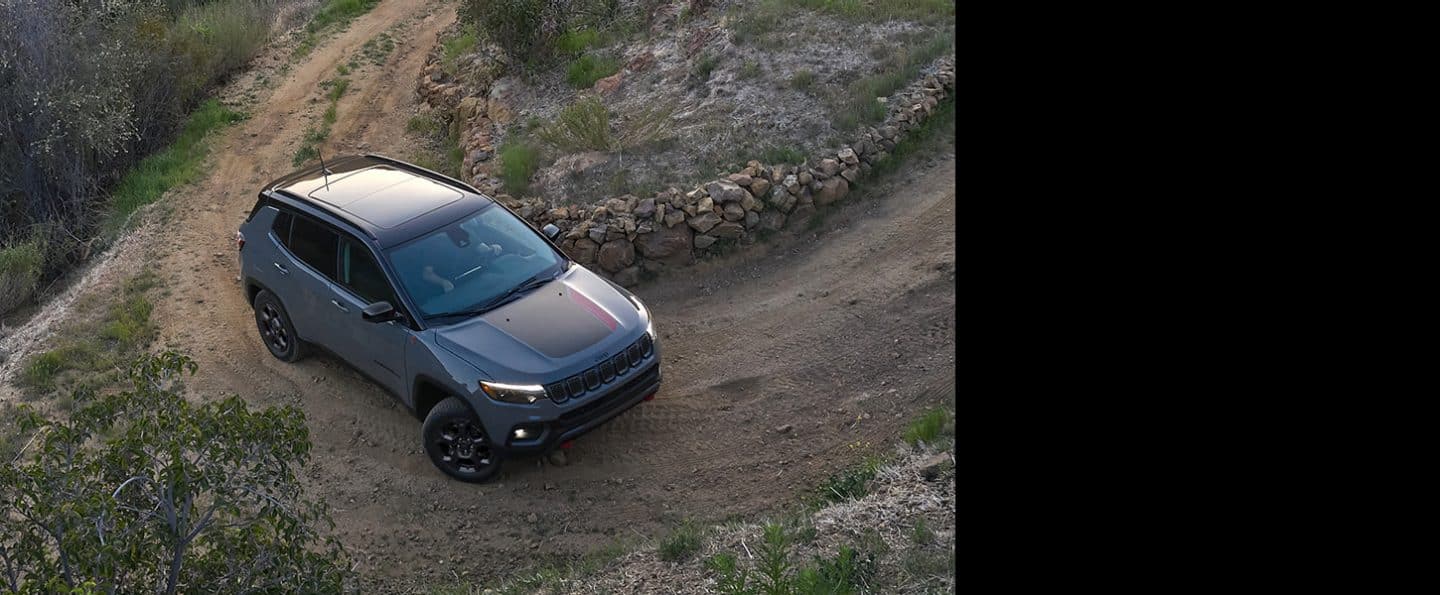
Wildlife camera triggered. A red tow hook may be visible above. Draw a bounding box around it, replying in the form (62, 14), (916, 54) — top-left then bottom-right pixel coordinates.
(643, 391), (656, 402)
(560, 440), (574, 450)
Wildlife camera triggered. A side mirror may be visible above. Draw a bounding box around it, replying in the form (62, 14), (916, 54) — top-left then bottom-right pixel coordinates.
(542, 223), (561, 240)
(362, 301), (402, 323)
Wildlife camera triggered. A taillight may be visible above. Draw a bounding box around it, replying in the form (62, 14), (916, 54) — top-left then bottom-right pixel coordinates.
(235, 230), (246, 250)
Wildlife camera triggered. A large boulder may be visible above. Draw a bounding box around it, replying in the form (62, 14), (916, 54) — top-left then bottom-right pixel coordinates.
(634, 198), (656, 219)
(597, 239), (635, 273)
(813, 177), (849, 206)
(722, 202), (745, 221)
(711, 221), (744, 239)
(687, 211), (722, 233)
(759, 209), (786, 231)
(705, 180), (749, 204)
(571, 238), (600, 264)
(636, 221), (693, 264)
(750, 178), (771, 197)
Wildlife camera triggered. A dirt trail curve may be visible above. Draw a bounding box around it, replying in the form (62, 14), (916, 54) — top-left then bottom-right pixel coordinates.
(3, 1), (957, 588)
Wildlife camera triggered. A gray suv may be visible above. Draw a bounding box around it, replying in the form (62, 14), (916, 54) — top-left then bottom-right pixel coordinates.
(236, 155), (660, 482)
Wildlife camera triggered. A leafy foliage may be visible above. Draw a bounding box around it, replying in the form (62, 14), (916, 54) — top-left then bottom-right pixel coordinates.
(461, 0), (625, 65)
(0, 352), (351, 593)
(0, 0), (276, 315)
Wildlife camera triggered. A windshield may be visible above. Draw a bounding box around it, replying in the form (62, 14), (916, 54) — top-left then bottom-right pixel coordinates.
(387, 204), (563, 319)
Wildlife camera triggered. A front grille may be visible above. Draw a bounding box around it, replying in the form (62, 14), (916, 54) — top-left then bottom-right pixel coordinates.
(545, 333), (654, 403)
(560, 363), (659, 423)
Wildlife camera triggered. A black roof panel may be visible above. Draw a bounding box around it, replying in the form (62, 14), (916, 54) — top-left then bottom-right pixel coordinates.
(265, 155), (492, 248)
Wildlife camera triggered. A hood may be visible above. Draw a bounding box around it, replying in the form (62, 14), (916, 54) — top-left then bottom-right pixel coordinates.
(434, 265), (644, 379)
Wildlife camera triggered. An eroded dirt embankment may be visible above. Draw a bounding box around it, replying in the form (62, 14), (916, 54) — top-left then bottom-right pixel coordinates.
(1, 0), (956, 589)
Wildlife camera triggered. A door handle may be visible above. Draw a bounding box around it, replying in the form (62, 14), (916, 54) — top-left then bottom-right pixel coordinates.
(330, 299), (350, 313)
(273, 262), (289, 275)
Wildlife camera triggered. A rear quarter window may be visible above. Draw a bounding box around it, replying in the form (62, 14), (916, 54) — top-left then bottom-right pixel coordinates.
(288, 215), (339, 280)
(271, 211), (293, 246)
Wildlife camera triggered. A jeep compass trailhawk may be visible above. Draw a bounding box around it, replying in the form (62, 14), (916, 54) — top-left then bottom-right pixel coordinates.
(237, 155), (660, 482)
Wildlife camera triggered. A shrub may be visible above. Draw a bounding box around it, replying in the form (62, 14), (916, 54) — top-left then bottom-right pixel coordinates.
(816, 457), (880, 504)
(659, 520), (703, 562)
(566, 54), (621, 88)
(791, 68), (816, 90)
(442, 25), (478, 75)
(903, 408), (952, 447)
(555, 28), (601, 54)
(536, 97), (672, 154)
(0, 236), (45, 314)
(1, 352), (351, 592)
(537, 97), (613, 152)
(688, 53), (720, 90)
(499, 141), (541, 195)
(462, 0), (549, 63)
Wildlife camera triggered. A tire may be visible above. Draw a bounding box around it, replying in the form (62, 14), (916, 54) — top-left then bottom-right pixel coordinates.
(253, 290), (307, 362)
(422, 397), (503, 483)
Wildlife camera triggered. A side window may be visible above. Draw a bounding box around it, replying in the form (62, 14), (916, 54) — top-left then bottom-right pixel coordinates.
(339, 237), (397, 305)
(288, 215), (339, 280)
(271, 211), (293, 246)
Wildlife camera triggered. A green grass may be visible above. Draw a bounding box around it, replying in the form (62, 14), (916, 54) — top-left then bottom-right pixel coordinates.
(293, 0), (383, 60)
(294, 78), (349, 167)
(566, 54), (620, 88)
(658, 520), (703, 563)
(834, 29), (953, 130)
(790, 68), (816, 91)
(360, 31), (396, 66)
(406, 114), (444, 135)
(499, 141), (541, 195)
(442, 26), (477, 75)
(903, 409), (951, 447)
(106, 100), (244, 236)
(555, 29), (601, 54)
(19, 272), (158, 395)
(536, 97), (612, 152)
(815, 456), (881, 504)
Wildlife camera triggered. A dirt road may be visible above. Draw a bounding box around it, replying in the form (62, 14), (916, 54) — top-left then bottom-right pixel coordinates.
(3, 1), (956, 588)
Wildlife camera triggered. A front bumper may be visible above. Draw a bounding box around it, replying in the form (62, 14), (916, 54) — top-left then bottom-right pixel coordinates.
(500, 362), (661, 455)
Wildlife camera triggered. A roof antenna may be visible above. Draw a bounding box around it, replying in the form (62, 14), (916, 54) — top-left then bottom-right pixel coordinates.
(319, 149), (332, 191)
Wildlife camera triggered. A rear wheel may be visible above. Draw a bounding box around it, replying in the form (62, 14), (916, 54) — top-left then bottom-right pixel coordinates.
(253, 290), (307, 362)
(423, 397), (503, 482)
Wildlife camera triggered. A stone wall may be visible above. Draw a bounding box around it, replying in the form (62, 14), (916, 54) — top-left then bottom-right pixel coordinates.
(416, 44), (955, 287)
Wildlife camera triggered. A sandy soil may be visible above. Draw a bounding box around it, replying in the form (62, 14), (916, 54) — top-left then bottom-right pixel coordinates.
(1, 1), (956, 589)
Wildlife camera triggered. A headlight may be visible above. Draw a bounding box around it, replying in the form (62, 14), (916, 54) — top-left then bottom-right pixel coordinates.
(626, 293), (655, 339)
(480, 381), (545, 404)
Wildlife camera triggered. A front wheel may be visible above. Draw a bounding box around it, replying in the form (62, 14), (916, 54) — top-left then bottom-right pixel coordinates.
(422, 397), (503, 482)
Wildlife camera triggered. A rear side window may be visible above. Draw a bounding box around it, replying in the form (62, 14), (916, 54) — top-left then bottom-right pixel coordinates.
(339, 237), (397, 305)
(288, 215), (339, 280)
(271, 211), (294, 246)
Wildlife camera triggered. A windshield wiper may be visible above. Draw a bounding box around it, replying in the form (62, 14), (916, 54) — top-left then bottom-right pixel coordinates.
(427, 268), (561, 321)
